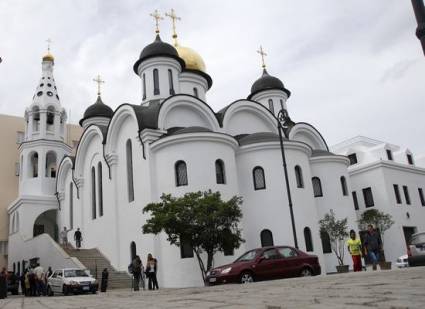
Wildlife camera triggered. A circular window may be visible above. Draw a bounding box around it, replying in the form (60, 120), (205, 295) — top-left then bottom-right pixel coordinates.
(42, 77), (45, 79)
(47, 77), (51, 79)
(47, 91), (53, 97)
(56, 95), (59, 100)
(37, 91), (43, 96)
(47, 83), (52, 87)
(40, 83), (44, 87)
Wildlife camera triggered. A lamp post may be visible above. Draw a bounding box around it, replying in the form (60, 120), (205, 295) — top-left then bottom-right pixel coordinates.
(276, 109), (298, 249)
(412, 0), (425, 55)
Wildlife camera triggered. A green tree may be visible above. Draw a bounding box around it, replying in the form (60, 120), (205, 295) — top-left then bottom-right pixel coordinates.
(318, 210), (349, 266)
(358, 209), (394, 245)
(142, 190), (244, 282)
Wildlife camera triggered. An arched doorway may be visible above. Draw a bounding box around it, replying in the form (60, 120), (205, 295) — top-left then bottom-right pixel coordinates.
(260, 229), (274, 247)
(130, 241), (137, 261)
(33, 209), (58, 241)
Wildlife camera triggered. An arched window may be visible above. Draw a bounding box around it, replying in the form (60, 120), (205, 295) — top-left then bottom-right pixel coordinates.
(45, 151), (57, 177)
(98, 162), (103, 216)
(91, 166), (96, 219)
(130, 241), (137, 261)
(17, 261), (20, 276)
(304, 227), (313, 252)
(33, 106), (40, 131)
(193, 87), (199, 98)
(260, 229), (274, 247)
(280, 99), (285, 111)
(253, 166), (266, 190)
(175, 160), (188, 186)
(215, 159), (226, 184)
(312, 177), (323, 197)
(30, 152), (39, 178)
(340, 176), (348, 196)
(142, 73), (146, 100)
(268, 99), (274, 114)
(126, 139), (135, 202)
(20, 155), (23, 179)
(46, 106), (55, 129)
(320, 230), (332, 253)
(153, 69), (160, 95)
(295, 165), (304, 188)
(13, 263), (16, 273)
(69, 183), (73, 229)
(168, 69), (175, 95)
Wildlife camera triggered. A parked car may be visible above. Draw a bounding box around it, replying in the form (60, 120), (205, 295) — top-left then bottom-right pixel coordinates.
(408, 232), (425, 267)
(7, 271), (19, 295)
(395, 255), (409, 268)
(206, 246), (321, 285)
(47, 268), (98, 296)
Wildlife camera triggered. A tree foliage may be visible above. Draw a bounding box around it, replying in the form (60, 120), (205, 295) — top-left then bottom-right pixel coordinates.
(358, 209), (394, 245)
(142, 190), (244, 282)
(318, 209), (349, 266)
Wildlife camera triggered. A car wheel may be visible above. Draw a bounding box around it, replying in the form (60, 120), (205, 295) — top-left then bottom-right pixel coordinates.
(47, 286), (54, 297)
(63, 285), (69, 296)
(240, 271), (254, 284)
(300, 267), (313, 277)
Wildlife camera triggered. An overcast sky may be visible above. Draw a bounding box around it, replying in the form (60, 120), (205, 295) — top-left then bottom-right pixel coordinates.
(1, 0), (424, 154)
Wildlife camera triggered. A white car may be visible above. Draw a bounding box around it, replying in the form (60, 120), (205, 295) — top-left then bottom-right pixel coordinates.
(47, 268), (98, 296)
(395, 255), (409, 268)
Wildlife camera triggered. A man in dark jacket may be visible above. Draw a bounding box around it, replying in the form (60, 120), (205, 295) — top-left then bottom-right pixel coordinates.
(132, 256), (142, 291)
(364, 225), (382, 270)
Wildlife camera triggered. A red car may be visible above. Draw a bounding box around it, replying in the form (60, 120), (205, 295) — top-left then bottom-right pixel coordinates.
(206, 246), (321, 285)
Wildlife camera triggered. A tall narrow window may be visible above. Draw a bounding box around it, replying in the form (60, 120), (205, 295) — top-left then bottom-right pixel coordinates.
(45, 151), (57, 178)
(30, 152), (38, 178)
(268, 99), (274, 114)
(362, 187), (374, 207)
(348, 153), (357, 165)
(193, 87), (199, 98)
(98, 162), (103, 216)
(340, 176), (348, 196)
(393, 184), (401, 204)
(295, 165), (304, 188)
(91, 167), (96, 219)
(386, 149), (393, 161)
(418, 188), (425, 206)
(352, 191), (359, 210)
(403, 185), (411, 205)
(175, 161), (188, 186)
(320, 231), (332, 253)
(253, 166), (266, 190)
(130, 241), (137, 261)
(312, 177), (323, 197)
(407, 154), (414, 165)
(153, 69), (160, 95)
(304, 227), (313, 252)
(180, 236), (194, 258)
(168, 69), (175, 95)
(215, 159), (226, 184)
(69, 183), (73, 229)
(280, 99), (285, 111)
(126, 139), (134, 202)
(142, 73), (146, 100)
(260, 229), (274, 247)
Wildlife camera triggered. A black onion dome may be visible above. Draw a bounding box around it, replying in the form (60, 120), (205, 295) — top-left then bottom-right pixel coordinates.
(133, 35), (185, 74)
(79, 96), (113, 126)
(248, 69), (291, 99)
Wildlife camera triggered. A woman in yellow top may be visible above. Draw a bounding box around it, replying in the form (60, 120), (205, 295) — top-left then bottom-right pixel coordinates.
(347, 230), (363, 272)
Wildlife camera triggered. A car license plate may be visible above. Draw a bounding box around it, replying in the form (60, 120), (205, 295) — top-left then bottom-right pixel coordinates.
(82, 286), (90, 291)
(209, 278), (216, 283)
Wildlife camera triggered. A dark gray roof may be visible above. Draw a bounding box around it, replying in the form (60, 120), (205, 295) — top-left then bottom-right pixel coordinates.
(237, 132), (286, 146)
(248, 69), (291, 99)
(311, 149), (336, 157)
(79, 96), (113, 126)
(167, 126), (212, 136)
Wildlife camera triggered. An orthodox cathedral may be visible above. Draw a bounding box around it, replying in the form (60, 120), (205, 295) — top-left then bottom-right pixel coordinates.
(6, 11), (425, 288)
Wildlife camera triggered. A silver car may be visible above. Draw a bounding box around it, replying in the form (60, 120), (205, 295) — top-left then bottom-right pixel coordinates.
(408, 232), (425, 267)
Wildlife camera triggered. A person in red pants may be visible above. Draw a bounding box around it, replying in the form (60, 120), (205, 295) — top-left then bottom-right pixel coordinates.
(347, 230), (363, 272)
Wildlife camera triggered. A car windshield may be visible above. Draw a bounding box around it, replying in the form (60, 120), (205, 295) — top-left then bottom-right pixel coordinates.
(64, 269), (89, 278)
(234, 250), (258, 262)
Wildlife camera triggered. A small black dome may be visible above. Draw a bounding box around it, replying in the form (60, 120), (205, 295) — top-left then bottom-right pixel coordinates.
(248, 69), (291, 99)
(133, 35), (185, 74)
(79, 96), (113, 126)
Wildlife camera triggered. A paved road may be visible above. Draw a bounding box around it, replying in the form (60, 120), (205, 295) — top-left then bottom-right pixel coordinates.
(1, 267), (425, 308)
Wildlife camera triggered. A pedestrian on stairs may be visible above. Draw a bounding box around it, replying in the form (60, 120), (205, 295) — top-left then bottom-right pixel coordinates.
(74, 228), (82, 250)
(132, 255), (142, 291)
(100, 268), (108, 292)
(60, 226), (71, 248)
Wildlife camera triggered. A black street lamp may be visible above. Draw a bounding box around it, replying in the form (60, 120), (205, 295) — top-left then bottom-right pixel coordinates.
(276, 109), (298, 249)
(412, 0), (425, 55)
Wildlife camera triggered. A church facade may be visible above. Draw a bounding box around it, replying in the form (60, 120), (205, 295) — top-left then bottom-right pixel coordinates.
(6, 16), (425, 288)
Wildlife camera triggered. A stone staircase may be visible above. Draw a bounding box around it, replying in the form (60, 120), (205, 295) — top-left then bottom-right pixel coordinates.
(64, 247), (132, 289)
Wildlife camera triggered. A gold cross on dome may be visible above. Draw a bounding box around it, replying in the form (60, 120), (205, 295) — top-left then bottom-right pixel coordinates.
(257, 45), (267, 69)
(93, 74), (105, 96)
(46, 38), (53, 52)
(165, 9), (181, 44)
(150, 9), (163, 34)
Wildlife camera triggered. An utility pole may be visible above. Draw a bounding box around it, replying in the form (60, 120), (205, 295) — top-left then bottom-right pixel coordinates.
(411, 0), (425, 55)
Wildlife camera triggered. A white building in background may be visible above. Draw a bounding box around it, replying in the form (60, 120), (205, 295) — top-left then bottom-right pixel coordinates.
(6, 17), (425, 287)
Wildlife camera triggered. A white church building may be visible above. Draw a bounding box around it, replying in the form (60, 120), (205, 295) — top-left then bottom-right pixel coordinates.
(7, 16), (425, 288)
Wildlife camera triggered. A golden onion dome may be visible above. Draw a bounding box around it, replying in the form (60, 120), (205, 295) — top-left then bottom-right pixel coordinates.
(175, 44), (206, 73)
(42, 52), (54, 62)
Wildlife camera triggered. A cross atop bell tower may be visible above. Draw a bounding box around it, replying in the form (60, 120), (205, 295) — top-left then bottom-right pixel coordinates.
(257, 45), (267, 69)
(150, 9), (163, 34)
(93, 74), (105, 96)
(165, 8), (181, 46)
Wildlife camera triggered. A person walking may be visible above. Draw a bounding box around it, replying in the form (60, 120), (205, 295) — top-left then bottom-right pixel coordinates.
(100, 268), (108, 292)
(33, 263), (44, 296)
(46, 266), (53, 278)
(24, 270), (30, 296)
(132, 255), (142, 291)
(347, 230), (363, 272)
(74, 228), (82, 250)
(364, 225), (382, 271)
(60, 226), (71, 248)
(0, 267), (7, 299)
(146, 253), (159, 290)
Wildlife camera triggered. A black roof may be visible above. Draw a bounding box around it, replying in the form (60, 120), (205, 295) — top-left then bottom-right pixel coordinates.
(133, 35), (185, 74)
(248, 69), (291, 99)
(79, 96), (113, 126)
(236, 132), (286, 146)
(311, 149), (336, 157)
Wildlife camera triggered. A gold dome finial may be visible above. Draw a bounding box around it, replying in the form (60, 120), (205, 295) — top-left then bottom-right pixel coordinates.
(256, 45), (267, 69)
(43, 38), (55, 62)
(93, 74), (105, 96)
(150, 9), (163, 34)
(165, 8), (181, 46)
